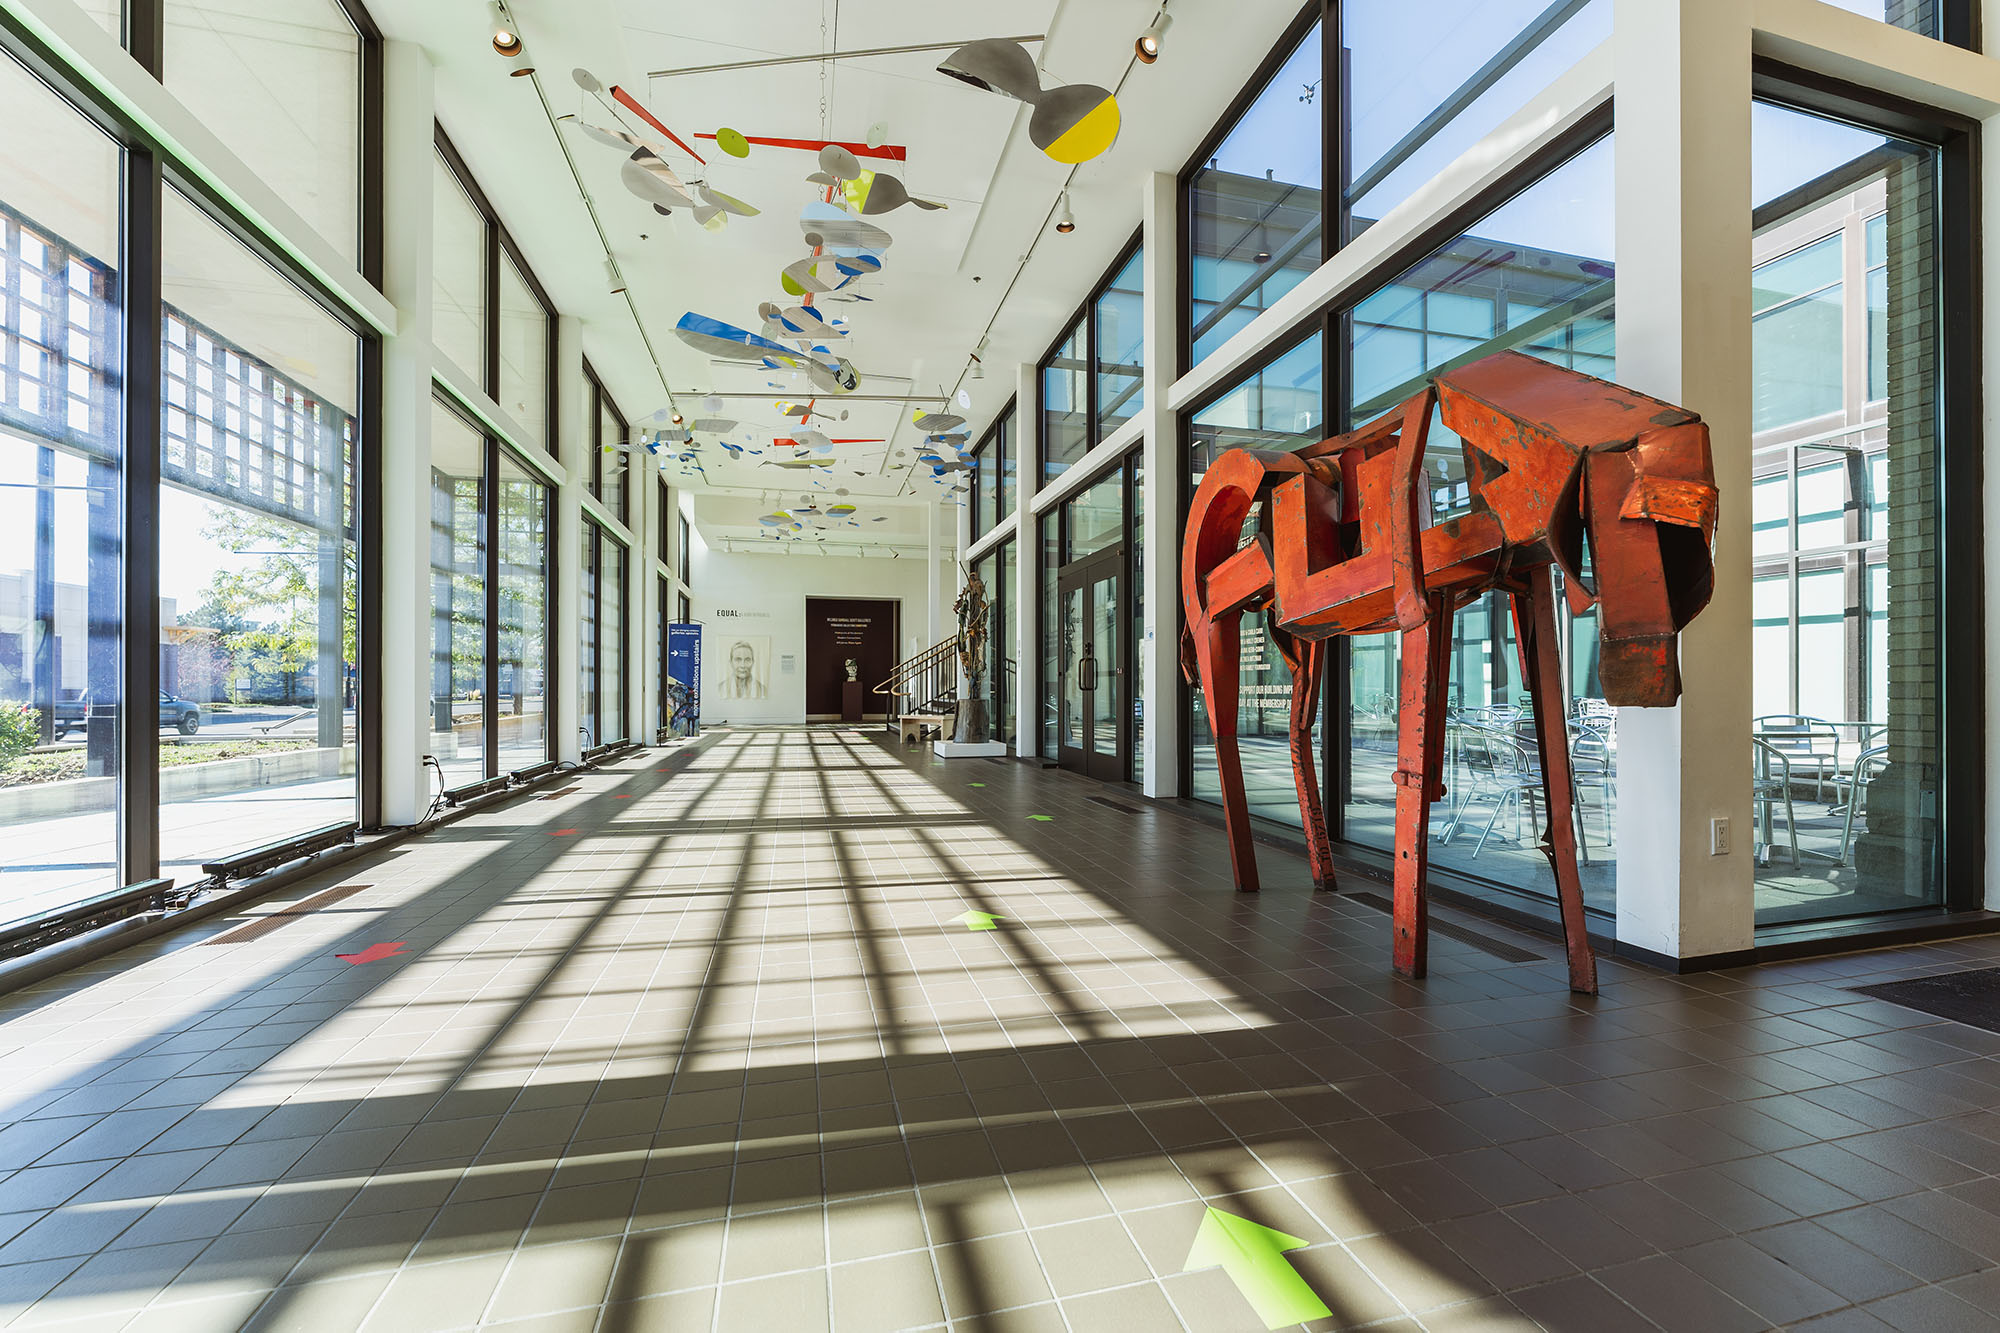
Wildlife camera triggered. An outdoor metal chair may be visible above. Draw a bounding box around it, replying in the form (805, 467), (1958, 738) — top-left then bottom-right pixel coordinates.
(1837, 741), (1891, 866)
(1752, 737), (1801, 867)
(1753, 714), (1841, 802)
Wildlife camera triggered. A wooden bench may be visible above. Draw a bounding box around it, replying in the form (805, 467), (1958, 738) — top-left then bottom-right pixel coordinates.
(898, 713), (953, 746)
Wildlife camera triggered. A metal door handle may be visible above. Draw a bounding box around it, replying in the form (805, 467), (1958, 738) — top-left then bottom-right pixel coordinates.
(1082, 657), (1097, 690)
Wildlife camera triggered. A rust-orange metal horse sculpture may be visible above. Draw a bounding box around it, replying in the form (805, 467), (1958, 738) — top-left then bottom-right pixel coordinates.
(1181, 352), (1718, 994)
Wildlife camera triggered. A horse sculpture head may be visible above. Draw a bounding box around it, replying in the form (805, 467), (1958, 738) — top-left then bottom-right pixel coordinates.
(1435, 351), (1718, 707)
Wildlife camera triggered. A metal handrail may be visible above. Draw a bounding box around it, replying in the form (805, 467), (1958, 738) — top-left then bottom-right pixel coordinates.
(873, 634), (962, 720)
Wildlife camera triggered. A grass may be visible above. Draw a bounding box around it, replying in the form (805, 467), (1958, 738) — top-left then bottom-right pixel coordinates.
(0, 739), (313, 788)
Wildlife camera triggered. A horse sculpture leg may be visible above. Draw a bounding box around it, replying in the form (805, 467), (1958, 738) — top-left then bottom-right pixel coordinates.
(1512, 566), (1600, 995)
(1193, 611), (1260, 893)
(1391, 594), (1452, 978)
(1273, 629), (1335, 891)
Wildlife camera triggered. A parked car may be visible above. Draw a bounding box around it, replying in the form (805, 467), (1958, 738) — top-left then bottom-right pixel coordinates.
(51, 691), (202, 739)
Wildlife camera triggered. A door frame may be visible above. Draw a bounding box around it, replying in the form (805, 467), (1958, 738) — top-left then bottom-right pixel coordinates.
(1056, 543), (1128, 781)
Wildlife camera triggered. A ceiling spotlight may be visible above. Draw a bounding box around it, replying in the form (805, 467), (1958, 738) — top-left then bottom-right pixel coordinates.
(671, 411), (684, 425)
(1055, 192), (1076, 234)
(604, 259), (625, 295)
(489, 2), (521, 58)
(1136, 12), (1173, 63)
(969, 355), (985, 381)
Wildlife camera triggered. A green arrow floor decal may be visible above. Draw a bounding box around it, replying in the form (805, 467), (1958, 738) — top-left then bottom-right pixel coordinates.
(968, 782), (986, 787)
(957, 910), (1003, 931)
(1183, 1207), (1331, 1328)
(1028, 814), (1053, 821)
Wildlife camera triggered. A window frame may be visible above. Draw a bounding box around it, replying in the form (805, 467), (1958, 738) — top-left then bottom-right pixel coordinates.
(585, 362), (630, 527)
(434, 125), (557, 458)
(1035, 230), (1144, 484)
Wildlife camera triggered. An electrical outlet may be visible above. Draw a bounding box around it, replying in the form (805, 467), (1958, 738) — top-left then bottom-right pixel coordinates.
(1710, 817), (1730, 856)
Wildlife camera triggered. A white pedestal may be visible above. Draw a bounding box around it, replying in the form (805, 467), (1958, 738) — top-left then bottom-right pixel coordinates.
(934, 740), (1008, 759)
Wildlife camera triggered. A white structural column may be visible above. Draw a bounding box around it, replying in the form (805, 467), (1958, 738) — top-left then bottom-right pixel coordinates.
(1012, 368), (1039, 758)
(376, 40), (436, 826)
(631, 456), (653, 743)
(1611, 0), (1755, 959)
(926, 501), (941, 650)
(553, 317), (586, 765)
(1140, 171), (1180, 798)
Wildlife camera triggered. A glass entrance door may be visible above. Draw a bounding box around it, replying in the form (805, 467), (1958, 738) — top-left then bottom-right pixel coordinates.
(1057, 546), (1125, 781)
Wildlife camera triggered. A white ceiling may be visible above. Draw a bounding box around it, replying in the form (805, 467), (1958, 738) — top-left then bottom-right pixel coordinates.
(377, 0), (1305, 552)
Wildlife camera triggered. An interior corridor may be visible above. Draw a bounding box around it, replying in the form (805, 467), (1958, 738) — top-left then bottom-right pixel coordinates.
(0, 729), (1997, 1332)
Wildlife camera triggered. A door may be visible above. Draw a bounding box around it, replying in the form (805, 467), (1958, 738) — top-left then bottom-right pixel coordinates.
(1057, 545), (1126, 781)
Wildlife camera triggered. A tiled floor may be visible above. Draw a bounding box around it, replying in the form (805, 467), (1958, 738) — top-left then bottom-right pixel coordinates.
(1, 726), (1999, 1332)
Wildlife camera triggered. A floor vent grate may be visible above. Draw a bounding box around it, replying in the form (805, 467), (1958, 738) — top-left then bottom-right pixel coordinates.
(1087, 796), (1142, 815)
(1345, 891), (1543, 963)
(203, 883), (373, 945)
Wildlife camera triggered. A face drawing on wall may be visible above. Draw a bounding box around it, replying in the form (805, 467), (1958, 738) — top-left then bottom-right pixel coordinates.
(717, 637), (769, 699)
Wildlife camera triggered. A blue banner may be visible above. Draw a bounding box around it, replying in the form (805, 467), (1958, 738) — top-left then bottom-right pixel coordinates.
(665, 622), (702, 736)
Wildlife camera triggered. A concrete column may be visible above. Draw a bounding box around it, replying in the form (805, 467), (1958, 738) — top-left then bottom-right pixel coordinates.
(377, 40), (435, 826)
(554, 316), (585, 764)
(1012, 365), (1039, 758)
(1140, 171), (1180, 798)
(1611, 0), (1755, 959)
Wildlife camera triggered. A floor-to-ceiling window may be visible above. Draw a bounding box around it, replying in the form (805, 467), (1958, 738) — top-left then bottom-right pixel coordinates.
(0, 51), (125, 926)
(157, 189), (362, 877)
(1186, 333), (1324, 826)
(429, 401), (485, 788)
(579, 520), (627, 747)
(580, 522), (600, 747)
(994, 539), (1015, 748)
(495, 447), (549, 772)
(1338, 135), (1616, 918)
(1747, 98), (1950, 925)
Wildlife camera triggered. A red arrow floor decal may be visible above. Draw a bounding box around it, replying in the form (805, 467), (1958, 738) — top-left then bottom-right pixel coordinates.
(335, 942), (409, 965)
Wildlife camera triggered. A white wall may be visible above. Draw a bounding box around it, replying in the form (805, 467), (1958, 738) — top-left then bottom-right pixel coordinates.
(690, 543), (952, 725)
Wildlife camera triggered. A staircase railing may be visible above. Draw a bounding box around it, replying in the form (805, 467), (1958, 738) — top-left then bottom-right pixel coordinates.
(874, 636), (961, 724)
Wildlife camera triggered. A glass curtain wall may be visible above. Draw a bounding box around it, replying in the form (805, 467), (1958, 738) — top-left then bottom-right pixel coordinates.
(164, 0), (364, 266)
(0, 53), (125, 927)
(972, 428), (996, 542)
(1038, 512), (1058, 758)
(495, 448), (548, 772)
(603, 538), (627, 743)
(1095, 250), (1144, 435)
(580, 523), (600, 746)
(1343, 0), (1608, 232)
(1187, 333), (1324, 825)
(1187, 17), (1321, 366)
(496, 245), (548, 449)
(578, 521), (628, 747)
(1042, 318), (1088, 480)
(429, 401), (485, 787)
(431, 152), (485, 384)
(1040, 244), (1145, 485)
(1338, 136), (1616, 917)
(1747, 101), (1944, 925)
(995, 539), (1015, 748)
(158, 190), (361, 876)
(591, 371), (627, 525)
